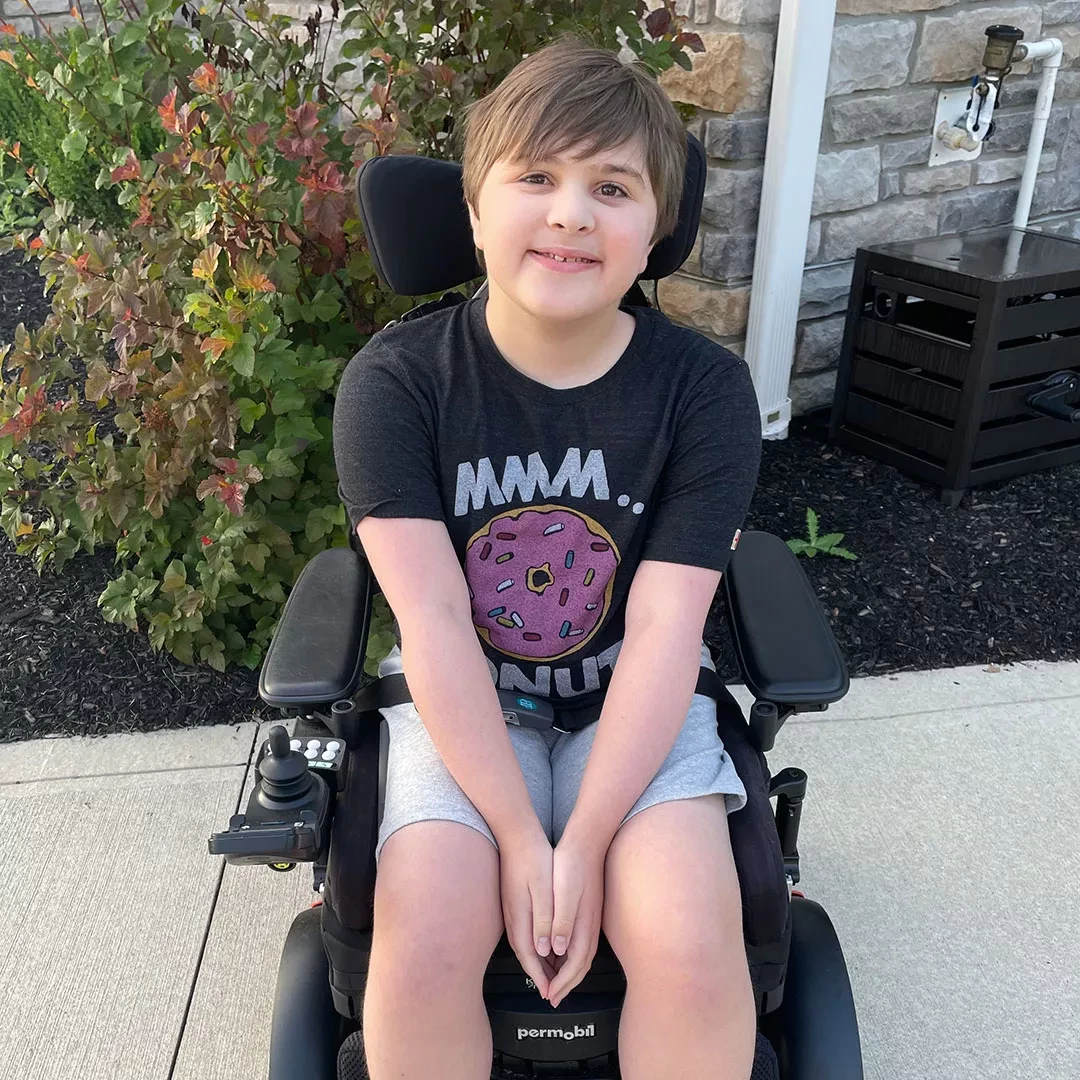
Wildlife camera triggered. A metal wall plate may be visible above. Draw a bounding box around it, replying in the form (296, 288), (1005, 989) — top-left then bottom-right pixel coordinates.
(930, 86), (988, 166)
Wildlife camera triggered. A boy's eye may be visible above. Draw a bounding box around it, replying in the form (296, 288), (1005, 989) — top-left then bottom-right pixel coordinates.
(521, 174), (627, 198)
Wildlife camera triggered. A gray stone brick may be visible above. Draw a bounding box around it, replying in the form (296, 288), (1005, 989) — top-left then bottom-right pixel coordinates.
(812, 147), (881, 215)
(799, 262), (855, 320)
(1003, 71), (1080, 108)
(795, 314), (847, 374)
(1030, 174), (1062, 219)
(901, 162), (972, 196)
(821, 197), (939, 262)
(974, 152), (1057, 186)
(805, 220), (822, 265)
(1044, 1), (1080, 24)
(701, 166), (764, 231)
(881, 170), (901, 200)
(714, 0), (781, 20)
(1031, 110), (1080, 216)
(4, 0), (69, 13)
(827, 19), (916, 98)
(938, 184), (1020, 234)
(881, 135), (933, 171)
(2, 12), (35, 34)
(828, 88), (939, 144)
(704, 116), (769, 161)
(789, 370), (838, 415)
(912, 6), (1043, 84)
(701, 232), (757, 282)
(987, 106), (1071, 155)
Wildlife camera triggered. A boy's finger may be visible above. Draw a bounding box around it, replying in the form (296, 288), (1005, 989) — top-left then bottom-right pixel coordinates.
(550, 887), (578, 957)
(531, 879), (554, 957)
(548, 932), (592, 1006)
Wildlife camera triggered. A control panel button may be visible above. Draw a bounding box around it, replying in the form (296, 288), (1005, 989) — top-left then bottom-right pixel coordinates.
(321, 750), (336, 761)
(306, 739), (322, 750)
(290, 739), (302, 752)
(304, 748), (319, 760)
(326, 741), (341, 753)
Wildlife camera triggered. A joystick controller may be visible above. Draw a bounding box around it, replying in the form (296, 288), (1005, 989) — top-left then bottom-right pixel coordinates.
(208, 723), (333, 866)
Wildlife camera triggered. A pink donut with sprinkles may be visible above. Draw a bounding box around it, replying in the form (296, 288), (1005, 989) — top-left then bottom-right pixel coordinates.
(464, 504), (620, 662)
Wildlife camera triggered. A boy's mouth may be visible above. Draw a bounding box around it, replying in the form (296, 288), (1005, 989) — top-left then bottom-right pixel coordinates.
(528, 250), (600, 269)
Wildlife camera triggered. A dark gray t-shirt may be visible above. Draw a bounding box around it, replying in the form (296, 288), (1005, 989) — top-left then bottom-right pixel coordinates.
(332, 288), (761, 713)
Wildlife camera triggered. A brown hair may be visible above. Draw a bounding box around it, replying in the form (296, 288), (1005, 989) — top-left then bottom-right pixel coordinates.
(459, 32), (689, 265)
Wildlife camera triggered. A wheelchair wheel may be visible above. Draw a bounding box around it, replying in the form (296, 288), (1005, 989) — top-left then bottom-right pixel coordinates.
(269, 905), (348, 1080)
(764, 896), (863, 1080)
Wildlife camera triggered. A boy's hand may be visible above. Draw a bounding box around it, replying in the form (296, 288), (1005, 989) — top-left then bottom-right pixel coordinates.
(544, 835), (607, 1008)
(499, 826), (562, 1001)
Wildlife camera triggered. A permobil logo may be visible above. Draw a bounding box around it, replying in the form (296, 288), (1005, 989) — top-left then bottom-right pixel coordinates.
(517, 1024), (595, 1042)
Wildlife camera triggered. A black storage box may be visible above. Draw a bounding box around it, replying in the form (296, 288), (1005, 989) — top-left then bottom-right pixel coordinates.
(828, 225), (1080, 507)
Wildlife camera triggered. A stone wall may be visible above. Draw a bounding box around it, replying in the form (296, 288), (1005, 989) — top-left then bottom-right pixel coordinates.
(7, 0), (1080, 420)
(655, 0), (1080, 416)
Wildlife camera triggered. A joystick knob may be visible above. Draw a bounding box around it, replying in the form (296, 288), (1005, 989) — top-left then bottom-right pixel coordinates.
(257, 724), (316, 809)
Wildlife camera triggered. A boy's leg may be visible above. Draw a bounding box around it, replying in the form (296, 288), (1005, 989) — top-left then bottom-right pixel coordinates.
(363, 820), (504, 1080)
(601, 793), (756, 1080)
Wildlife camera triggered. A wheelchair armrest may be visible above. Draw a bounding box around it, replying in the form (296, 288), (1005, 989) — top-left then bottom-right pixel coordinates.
(258, 546), (374, 711)
(721, 531), (849, 710)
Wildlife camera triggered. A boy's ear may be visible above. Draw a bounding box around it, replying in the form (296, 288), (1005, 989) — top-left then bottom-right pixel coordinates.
(467, 201), (483, 254)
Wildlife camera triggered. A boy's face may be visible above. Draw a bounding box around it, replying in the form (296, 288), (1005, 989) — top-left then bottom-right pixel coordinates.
(468, 136), (659, 321)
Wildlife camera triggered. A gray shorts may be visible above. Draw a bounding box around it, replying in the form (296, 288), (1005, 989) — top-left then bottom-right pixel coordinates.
(373, 641), (748, 864)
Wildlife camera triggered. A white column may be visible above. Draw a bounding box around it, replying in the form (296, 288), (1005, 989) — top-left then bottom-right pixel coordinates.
(742, 0), (838, 440)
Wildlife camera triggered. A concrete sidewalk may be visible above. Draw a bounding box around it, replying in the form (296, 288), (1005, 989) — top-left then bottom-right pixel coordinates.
(1, 658), (1078, 1080)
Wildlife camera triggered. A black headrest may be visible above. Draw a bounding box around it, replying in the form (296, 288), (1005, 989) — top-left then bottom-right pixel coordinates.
(355, 131), (705, 297)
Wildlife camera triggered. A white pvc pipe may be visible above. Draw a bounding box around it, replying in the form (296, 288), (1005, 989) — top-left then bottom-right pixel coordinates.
(1012, 37), (1063, 231)
(743, 0), (838, 441)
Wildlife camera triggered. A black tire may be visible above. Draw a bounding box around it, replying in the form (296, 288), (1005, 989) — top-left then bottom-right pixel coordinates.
(269, 905), (343, 1080)
(774, 897), (863, 1080)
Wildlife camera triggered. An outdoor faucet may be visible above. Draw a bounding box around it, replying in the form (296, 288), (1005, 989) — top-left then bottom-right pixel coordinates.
(936, 25), (1024, 153)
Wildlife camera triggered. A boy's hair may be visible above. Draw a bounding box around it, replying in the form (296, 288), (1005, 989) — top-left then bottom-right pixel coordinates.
(459, 33), (689, 271)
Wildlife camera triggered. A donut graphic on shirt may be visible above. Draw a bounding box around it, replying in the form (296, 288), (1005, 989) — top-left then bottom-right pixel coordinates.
(465, 504), (620, 662)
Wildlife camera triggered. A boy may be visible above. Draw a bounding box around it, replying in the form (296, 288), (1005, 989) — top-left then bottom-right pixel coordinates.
(332, 33), (762, 1080)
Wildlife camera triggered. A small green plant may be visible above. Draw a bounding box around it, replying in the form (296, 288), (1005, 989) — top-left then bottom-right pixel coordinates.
(785, 508), (857, 561)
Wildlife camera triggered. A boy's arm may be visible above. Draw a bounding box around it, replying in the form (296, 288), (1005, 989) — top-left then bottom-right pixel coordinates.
(558, 559), (723, 857)
(358, 516), (544, 847)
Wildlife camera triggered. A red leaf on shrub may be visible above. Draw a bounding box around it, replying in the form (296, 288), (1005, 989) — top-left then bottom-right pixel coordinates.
(287, 101), (320, 138)
(111, 150), (140, 183)
(213, 456), (239, 476)
(245, 122), (270, 149)
(1, 22), (19, 35)
(674, 31), (705, 52)
(219, 481), (245, 516)
(201, 535), (213, 546)
(158, 87), (179, 134)
(191, 62), (218, 94)
(200, 336), (231, 362)
(29, 236), (43, 249)
(133, 194), (154, 228)
(645, 7), (671, 37)
(0, 385), (48, 444)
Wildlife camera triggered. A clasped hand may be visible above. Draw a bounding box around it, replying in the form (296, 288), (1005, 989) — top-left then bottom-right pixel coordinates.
(500, 828), (606, 1009)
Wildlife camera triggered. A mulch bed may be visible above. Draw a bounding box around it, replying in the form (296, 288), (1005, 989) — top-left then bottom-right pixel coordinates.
(2, 248), (1078, 744)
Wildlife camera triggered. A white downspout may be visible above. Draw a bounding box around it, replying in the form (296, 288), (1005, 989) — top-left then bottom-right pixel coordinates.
(743, 0), (838, 441)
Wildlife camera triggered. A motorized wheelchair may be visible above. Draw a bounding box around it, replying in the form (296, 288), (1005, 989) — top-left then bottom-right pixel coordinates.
(208, 130), (864, 1080)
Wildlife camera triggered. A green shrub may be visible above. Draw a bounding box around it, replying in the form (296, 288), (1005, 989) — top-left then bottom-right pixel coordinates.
(0, 0), (702, 676)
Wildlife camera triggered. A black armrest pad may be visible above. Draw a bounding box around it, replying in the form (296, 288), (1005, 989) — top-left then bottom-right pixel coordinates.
(722, 531), (849, 706)
(258, 547), (374, 710)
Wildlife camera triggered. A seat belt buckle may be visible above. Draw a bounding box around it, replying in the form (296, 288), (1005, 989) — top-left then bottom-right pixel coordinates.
(497, 691), (556, 731)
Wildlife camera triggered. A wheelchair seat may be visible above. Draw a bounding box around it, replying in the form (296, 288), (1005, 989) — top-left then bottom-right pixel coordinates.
(209, 131), (863, 1080)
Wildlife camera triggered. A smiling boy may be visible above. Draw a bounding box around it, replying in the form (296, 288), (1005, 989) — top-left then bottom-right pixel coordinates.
(333, 32), (763, 1080)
